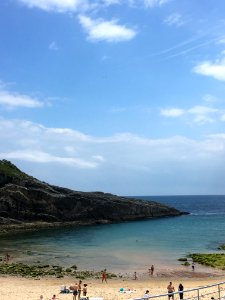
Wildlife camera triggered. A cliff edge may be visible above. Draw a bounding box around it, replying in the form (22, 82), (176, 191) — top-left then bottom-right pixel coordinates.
(0, 160), (184, 229)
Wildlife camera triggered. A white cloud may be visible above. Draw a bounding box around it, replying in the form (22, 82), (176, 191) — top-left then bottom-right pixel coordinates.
(0, 89), (44, 109)
(202, 94), (219, 104)
(49, 41), (59, 50)
(160, 104), (224, 125)
(221, 114), (225, 122)
(143, 0), (169, 7)
(193, 57), (225, 81)
(164, 13), (184, 27)
(18, 0), (87, 12)
(0, 118), (225, 194)
(79, 15), (136, 42)
(101, 0), (120, 5)
(160, 108), (184, 117)
(188, 105), (218, 115)
(216, 36), (225, 44)
(18, 0), (170, 12)
(0, 150), (97, 168)
(188, 105), (218, 125)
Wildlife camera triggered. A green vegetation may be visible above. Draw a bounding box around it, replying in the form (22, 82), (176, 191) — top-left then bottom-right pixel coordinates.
(178, 258), (188, 262)
(0, 262), (118, 279)
(0, 160), (30, 180)
(218, 244), (225, 250)
(182, 261), (190, 266)
(189, 253), (225, 269)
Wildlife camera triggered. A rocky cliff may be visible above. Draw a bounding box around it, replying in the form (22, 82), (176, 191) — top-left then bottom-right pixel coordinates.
(0, 160), (184, 229)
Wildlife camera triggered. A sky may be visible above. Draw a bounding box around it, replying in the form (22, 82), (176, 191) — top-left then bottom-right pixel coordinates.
(0, 0), (225, 196)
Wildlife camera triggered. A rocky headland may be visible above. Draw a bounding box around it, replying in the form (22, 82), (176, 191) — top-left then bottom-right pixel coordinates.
(0, 159), (185, 233)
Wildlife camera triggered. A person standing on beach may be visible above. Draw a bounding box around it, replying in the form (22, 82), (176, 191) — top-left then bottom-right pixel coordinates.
(72, 282), (79, 300)
(144, 290), (150, 299)
(150, 265), (154, 275)
(178, 283), (184, 300)
(167, 282), (175, 300)
(5, 253), (10, 263)
(192, 262), (195, 271)
(134, 271), (137, 280)
(78, 280), (82, 300)
(102, 269), (107, 283)
(83, 284), (88, 297)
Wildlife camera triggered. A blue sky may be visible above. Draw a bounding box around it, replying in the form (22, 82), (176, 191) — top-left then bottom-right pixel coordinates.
(0, 0), (225, 195)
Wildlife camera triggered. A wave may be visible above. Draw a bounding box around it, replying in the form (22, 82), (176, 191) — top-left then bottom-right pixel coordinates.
(190, 212), (225, 216)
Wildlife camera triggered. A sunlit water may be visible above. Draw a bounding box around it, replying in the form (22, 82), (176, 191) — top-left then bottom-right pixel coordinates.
(1, 195), (225, 272)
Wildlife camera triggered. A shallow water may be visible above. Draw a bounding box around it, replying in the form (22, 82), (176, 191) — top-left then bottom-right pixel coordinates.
(1, 195), (225, 272)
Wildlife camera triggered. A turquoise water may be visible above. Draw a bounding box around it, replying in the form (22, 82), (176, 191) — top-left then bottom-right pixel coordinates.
(1, 195), (225, 272)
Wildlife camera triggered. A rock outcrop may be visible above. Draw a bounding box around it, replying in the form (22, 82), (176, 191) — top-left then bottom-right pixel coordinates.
(0, 160), (184, 228)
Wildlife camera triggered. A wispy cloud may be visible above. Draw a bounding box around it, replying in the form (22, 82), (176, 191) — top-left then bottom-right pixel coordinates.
(0, 88), (44, 109)
(160, 108), (185, 117)
(160, 104), (223, 125)
(143, 0), (170, 7)
(18, 0), (88, 12)
(18, 0), (170, 12)
(164, 13), (184, 27)
(0, 150), (98, 168)
(193, 55), (225, 81)
(49, 41), (59, 50)
(79, 15), (136, 42)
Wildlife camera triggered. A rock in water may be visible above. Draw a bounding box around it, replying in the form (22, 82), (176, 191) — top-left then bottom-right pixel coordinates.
(0, 160), (184, 229)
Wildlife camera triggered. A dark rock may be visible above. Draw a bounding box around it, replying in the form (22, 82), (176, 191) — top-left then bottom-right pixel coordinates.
(0, 160), (185, 230)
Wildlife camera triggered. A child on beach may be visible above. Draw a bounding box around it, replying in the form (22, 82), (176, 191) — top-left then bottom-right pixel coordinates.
(83, 284), (88, 296)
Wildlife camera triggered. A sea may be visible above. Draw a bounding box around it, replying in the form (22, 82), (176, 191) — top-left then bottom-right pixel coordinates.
(1, 195), (225, 272)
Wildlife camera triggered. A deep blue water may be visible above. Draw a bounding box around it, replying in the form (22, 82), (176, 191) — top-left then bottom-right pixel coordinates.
(1, 195), (225, 271)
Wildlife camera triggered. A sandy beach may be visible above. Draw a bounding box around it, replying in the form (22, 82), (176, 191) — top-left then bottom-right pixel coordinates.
(0, 269), (225, 300)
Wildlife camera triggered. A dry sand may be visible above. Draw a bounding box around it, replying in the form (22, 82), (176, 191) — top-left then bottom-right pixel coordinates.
(0, 269), (225, 300)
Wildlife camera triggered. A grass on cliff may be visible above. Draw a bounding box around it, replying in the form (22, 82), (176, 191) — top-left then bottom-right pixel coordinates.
(189, 253), (225, 269)
(0, 160), (30, 180)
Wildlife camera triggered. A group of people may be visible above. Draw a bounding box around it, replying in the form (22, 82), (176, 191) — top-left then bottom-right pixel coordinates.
(167, 282), (184, 300)
(134, 265), (155, 280)
(38, 280), (88, 300)
(143, 282), (184, 300)
(70, 280), (88, 300)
